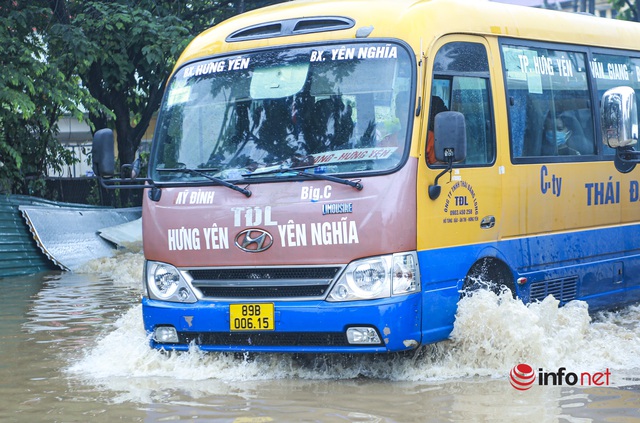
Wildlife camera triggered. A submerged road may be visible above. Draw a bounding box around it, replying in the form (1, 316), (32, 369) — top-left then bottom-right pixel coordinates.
(1, 250), (640, 422)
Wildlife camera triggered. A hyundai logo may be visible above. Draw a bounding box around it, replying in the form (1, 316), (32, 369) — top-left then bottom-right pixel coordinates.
(235, 229), (273, 253)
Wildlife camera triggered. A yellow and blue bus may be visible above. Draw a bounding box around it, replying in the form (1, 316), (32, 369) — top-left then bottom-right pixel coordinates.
(93, 0), (640, 353)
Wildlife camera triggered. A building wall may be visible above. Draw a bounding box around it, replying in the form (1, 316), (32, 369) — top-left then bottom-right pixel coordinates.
(53, 115), (155, 178)
(492, 0), (616, 17)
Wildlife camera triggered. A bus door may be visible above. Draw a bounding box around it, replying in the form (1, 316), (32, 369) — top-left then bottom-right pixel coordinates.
(417, 36), (502, 341)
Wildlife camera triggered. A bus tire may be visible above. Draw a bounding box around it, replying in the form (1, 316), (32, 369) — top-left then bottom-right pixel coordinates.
(462, 257), (516, 298)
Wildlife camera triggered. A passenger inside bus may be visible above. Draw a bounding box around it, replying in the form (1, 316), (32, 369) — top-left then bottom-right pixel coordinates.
(542, 112), (585, 156)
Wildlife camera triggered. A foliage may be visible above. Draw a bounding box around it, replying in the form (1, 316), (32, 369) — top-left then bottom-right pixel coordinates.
(0, 1), (103, 195)
(0, 0), (287, 196)
(609, 0), (640, 21)
(48, 0), (290, 176)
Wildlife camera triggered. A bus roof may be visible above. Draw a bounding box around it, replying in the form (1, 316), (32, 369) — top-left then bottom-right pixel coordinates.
(176, 0), (640, 67)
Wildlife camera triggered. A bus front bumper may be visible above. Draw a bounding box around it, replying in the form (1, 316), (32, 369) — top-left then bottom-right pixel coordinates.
(142, 294), (422, 353)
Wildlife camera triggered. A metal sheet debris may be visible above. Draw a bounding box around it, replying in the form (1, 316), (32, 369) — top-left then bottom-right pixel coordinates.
(98, 217), (142, 249)
(20, 206), (141, 271)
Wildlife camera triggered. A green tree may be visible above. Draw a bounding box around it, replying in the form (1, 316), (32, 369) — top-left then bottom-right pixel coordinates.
(0, 1), (102, 194)
(48, 0), (289, 176)
(609, 0), (640, 21)
(0, 0), (286, 195)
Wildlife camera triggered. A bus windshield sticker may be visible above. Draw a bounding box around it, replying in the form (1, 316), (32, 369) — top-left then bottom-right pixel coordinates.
(250, 62), (309, 99)
(590, 55), (633, 82)
(166, 86), (191, 107)
(503, 47), (527, 81)
(181, 57), (250, 79)
(311, 147), (398, 165)
(327, 45), (399, 61)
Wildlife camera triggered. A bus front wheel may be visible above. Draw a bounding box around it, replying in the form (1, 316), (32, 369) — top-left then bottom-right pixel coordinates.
(462, 258), (516, 298)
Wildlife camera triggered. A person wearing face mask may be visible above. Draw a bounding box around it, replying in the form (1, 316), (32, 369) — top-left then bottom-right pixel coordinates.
(543, 113), (581, 156)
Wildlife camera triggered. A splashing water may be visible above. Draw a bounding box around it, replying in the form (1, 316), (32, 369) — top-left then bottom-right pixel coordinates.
(75, 243), (144, 287)
(67, 251), (640, 395)
(448, 290), (640, 376)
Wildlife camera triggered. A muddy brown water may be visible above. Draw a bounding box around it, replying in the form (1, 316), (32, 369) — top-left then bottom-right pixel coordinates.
(1, 251), (640, 422)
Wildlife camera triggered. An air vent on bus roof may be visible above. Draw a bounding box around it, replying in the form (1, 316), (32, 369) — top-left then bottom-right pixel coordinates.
(227, 16), (355, 42)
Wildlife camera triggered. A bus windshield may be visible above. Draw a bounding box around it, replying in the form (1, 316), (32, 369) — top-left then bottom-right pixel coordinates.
(150, 42), (413, 182)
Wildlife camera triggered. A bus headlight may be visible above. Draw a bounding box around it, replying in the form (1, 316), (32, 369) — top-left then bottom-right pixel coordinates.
(328, 252), (420, 302)
(145, 261), (197, 303)
(392, 252), (420, 295)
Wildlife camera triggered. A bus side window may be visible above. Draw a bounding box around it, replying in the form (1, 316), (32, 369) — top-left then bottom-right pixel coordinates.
(592, 53), (640, 156)
(502, 44), (594, 160)
(451, 76), (494, 164)
(429, 41), (495, 166)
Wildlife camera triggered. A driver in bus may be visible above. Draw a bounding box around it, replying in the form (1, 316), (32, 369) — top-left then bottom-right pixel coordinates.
(426, 95), (449, 164)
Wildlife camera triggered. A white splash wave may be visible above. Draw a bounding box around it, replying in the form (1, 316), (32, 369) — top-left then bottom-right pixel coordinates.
(67, 288), (640, 391)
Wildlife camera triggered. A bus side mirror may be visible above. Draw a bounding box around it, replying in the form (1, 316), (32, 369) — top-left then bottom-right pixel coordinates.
(92, 128), (115, 177)
(90, 128), (157, 199)
(601, 86), (639, 173)
(429, 111), (467, 200)
(434, 111), (467, 163)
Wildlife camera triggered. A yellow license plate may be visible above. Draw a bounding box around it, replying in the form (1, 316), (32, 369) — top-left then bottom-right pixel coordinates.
(229, 303), (275, 331)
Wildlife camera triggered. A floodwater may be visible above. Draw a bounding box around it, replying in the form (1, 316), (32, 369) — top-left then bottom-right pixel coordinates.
(2, 250), (640, 422)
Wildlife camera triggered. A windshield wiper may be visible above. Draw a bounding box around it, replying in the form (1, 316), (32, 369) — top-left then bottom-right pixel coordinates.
(243, 164), (363, 191)
(157, 168), (252, 197)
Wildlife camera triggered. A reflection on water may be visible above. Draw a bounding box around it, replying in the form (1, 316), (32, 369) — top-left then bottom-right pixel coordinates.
(0, 249), (639, 422)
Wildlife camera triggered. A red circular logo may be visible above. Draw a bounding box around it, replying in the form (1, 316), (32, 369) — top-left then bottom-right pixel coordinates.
(509, 363), (536, 390)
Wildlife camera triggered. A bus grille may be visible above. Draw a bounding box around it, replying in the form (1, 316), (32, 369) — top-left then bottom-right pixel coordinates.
(529, 276), (578, 304)
(178, 331), (357, 347)
(187, 266), (342, 300)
